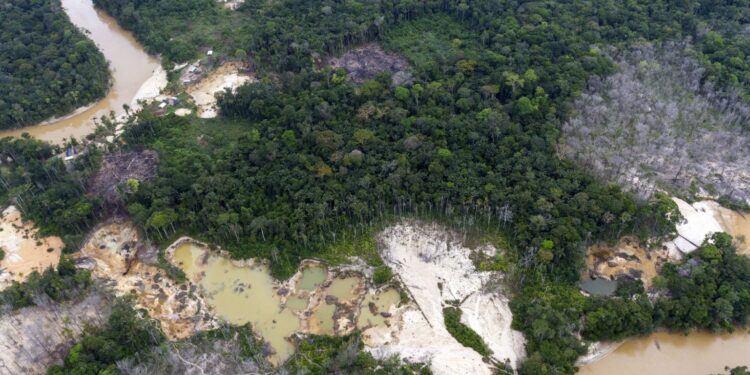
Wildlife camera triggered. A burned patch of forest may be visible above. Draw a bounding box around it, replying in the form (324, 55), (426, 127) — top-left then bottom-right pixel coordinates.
(561, 42), (750, 204)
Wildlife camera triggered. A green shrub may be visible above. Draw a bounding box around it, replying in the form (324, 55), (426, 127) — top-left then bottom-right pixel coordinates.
(443, 307), (491, 357)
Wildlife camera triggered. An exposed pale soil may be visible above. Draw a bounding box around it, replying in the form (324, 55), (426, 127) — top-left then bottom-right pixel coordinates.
(666, 198), (750, 254)
(585, 236), (669, 288)
(131, 65), (168, 111)
(0, 206), (63, 290)
(186, 62), (254, 118)
(76, 222), (217, 339)
(364, 222), (525, 374)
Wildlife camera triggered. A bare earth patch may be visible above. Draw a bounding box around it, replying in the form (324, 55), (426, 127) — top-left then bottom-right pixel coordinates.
(585, 236), (670, 288)
(328, 43), (412, 85)
(76, 222), (217, 339)
(187, 62), (254, 118)
(364, 222), (525, 374)
(88, 150), (159, 204)
(0, 206), (63, 290)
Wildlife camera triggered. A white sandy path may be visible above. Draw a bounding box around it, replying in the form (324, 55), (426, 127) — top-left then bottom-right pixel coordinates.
(460, 292), (526, 368)
(366, 223), (525, 373)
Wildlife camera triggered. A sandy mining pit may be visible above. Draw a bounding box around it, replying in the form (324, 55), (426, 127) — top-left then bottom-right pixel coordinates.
(585, 236), (670, 289)
(667, 198), (750, 255)
(186, 62), (254, 118)
(161, 224), (527, 373)
(165, 238), (396, 366)
(366, 222), (526, 374)
(75, 221), (217, 339)
(0, 206), (63, 290)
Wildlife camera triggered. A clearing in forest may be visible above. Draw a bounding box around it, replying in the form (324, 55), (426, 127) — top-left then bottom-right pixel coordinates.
(327, 43), (412, 85)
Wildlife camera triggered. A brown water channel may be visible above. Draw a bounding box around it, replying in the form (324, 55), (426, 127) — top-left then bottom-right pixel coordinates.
(580, 330), (750, 374)
(0, 0), (159, 144)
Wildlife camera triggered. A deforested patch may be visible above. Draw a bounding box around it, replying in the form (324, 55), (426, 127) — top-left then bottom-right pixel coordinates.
(88, 150), (159, 204)
(561, 42), (750, 204)
(327, 43), (412, 86)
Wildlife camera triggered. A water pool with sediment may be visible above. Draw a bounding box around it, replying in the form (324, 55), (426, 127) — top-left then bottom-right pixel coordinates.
(170, 242), (400, 365)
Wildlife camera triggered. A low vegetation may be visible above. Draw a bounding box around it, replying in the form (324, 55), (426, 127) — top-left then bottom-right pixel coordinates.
(0, 256), (91, 312)
(0, 0), (110, 129)
(443, 307), (491, 357)
(286, 334), (431, 375)
(47, 296), (164, 374)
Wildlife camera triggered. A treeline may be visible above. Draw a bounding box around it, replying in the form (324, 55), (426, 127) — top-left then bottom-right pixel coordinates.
(51, 297), (429, 374)
(120, 69), (676, 280)
(0, 256), (91, 312)
(0, 0), (110, 129)
(513, 233), (750, 374)
(0, 136), (103, 250)
(93, 0), (457, 69)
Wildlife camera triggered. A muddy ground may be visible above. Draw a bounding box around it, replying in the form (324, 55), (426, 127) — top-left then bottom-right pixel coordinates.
(0, 206), (63, 290)
(186, 62), (254, 118)
(585, 236), (670, 288)
(76, 222), (217, 339)
(327, 43), (412, 86)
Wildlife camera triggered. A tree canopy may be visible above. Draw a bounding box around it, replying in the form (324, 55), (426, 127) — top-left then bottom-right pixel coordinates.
(0, 0), (110, 129)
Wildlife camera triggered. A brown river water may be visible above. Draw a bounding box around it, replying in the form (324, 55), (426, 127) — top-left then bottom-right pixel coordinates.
(0, 0), (159, 144)
(581, 330), (750, 374)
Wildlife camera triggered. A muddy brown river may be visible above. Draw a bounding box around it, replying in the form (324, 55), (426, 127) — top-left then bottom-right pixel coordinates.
(0, 0), (159, 144)
(581, 330), (750, 374)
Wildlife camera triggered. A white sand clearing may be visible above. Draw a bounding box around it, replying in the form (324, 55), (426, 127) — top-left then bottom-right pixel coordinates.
(364, 222), (525, 374)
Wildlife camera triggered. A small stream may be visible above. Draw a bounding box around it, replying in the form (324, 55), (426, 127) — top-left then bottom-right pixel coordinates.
(0, 0), (158, 144)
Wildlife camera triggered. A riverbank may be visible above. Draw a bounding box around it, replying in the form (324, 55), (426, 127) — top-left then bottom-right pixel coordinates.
(0, 0), (160, 145)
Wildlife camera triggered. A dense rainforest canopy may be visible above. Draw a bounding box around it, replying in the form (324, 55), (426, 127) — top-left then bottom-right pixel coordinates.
(0, 0), (110, 129)
(3, 0), (750, 374)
